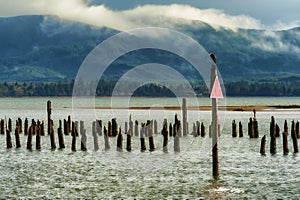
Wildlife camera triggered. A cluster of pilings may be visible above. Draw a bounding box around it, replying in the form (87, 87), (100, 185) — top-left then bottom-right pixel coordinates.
(231, 109), (259, 138)
(260, 117), (299, 155)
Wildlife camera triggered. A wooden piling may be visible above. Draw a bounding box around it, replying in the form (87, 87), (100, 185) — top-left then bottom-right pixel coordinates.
(154, 119), (158, 135)
(174, 126), (180, 153)
(64, 119), (68, 135)
(182, 97), (188, 136)
(248, 118), (254, 138)
(162, 120), (168, 152)
(296, 121), (299, 139)
(8, 118), (12, 133)
(291, 120), (299, 153)
(104, 126), (110, 150)
(36, 124), (41, 150)
(283, 120), (289, 155)
(134, 120), (139, 137)
(253, 119), (259, 138)
(0, 119), (4, 135)
(41, 121), (45, 136)
(239, 121), (243, 137)
(148, 121), (155, 151)
(260, 135), (266, 155)
(58, 120), (65, 149)
(6, 129), (12, 149)
(75, 121), (79, 137)
(169, 123), (173, 137)
(108, 121), (112, 137)
(112, 118), (118, 137)
(47, 100), (51, 135)
(92, 121), (99, 151)
(80, 121), (87, 151)
(201, 122), (206, 137)
(275, 123), (280, 137)
(15, 127), (21, 148)
(97, 120), (102, 136)
(232, 120), (237, 137)
(67, 115), (71, 134)
(270, 116), (276, 154)
(18, 118), (22, 133)
(140, 123), (146, 151)
(27, 126), (33, 150)
(117, 127), (123, 152)
(126, 131), (132, 152)
(71, 121), (76, 151)
(50, 120), (56, 150)
(196, 121), (200, 137)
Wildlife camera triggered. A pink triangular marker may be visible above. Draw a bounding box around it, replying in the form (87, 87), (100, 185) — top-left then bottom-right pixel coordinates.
(210, 76), (223, 99)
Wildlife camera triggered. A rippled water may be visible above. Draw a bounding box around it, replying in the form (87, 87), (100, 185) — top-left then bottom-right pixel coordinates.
(0, 97), (299, 199)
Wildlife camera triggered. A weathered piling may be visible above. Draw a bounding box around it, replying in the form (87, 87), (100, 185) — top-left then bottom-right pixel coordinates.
(8, 118), (12, 133)
(64, 119), (68, 135)
(201, 122), (206, 137)
(18, 118), (22, 133)
(97, 119), (102, 136)
(36, 123), (41, 150)
(134, 120), (139, 137)
(154, 119), (158, 135)
(15, 127), (21, 148)
(169, 123), (173, 137)
(296, 121), (300, 139)
(248, 118), (254, 138)
(283, 120), (289, 155)
(57, 120), (65, 149)
(27, 126), (33, 150)
(104, 126), (110, 150)
(117, 127), (123, 152)
(173, 125), (180, 153)
(253, 119), (259, 138)
(232, 120), (237, 137)
(71, 121), (76, 151)
(92, 121), (99, 151)
(47, 100), (51, 135)
(239, 121), (243, 137)
(260, 135), (266, 155)
(49, 120), (56, 150)
(112, 118), (118, 137)
(196, 121), (200, 137)
(75, 121), (79, 137)
(174, 114), (181, 137)
(148, 121), (155, 151)
(40, 121), (45, 136)
(125, 122), (128, 135)
(126, 131), (132, 152)
(270, 116), (276, 154)
(140, 123), (146, 151)
(162, 120), (168, 152)
(80, 121), (87, 151)
(0, 119), (4, 135)
(182, 97), (188, 136)
(24, 118), (28, 135)
(31, 119), (37, 135)
(67, 115), (71, 134)
(291, 120), (299, 153)
(6, 129), (12, 149)
(108, 121), (112, 137)
(275, 123), (280, 137)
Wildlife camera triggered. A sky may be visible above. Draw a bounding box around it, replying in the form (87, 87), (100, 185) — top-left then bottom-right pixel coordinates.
(0, 0), (299, 31)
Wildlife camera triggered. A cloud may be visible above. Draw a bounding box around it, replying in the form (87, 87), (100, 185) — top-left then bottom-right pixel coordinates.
(0, 0), (264, 31)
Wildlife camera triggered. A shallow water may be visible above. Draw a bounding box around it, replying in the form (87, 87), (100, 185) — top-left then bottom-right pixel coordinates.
(0, 97), (299, 199)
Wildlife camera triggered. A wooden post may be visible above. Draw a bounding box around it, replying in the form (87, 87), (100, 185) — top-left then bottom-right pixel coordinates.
(36, 123), (41, 150)
(57, 120), (65, 149)
(254, 119), (259, 138)
(162, 119), (168, 152)
(8, 118), (12, 133)
(75, 121), (79, 137)
(24, 118), (28, 135)
(140, 123), (146, 151)
(134, 120), (139, 137)
(296, 121), (300, 139)
(270, 116), (276, 154)
(174, 125), (180, 153)
(50, 120), (56, 150)
(291, 120), (299, 153)
(6, 129), (12, 149)
(47, 100), (51, 135)
(108, 121), (112, 137)
(104, 126), (110, 150)
(260, 135), (266, 155)
(15, 127), (21, 148)
(64, 119), (68, 135)
(196, 121), (200, 137)
(0, 119), (4, 135)
(275, 123), (280, 137)
(126, 131), (132, 152)
(283, 120), (289, 155)
(182, 97), (188, 136)
(18, 118), (23, 133)
(67, 115), (71, 134)
(201, 122), (206, 137)
(112, 118), (118, 137)
(27, 126), (33, 150)
(154, 119), (158, 135)
(92, 121), (99, 151)
(248, 118), (254, 138)
(239, 121), (243, 137)
(40, 121), (45, 136)
(117, 127), (123, 152)
(210, 53), (219, 178)
(148, 121), (155, 151)
(232, 120), (237, 137)
(71, 121), (76, 151)
(169, 123), (173, 137)
(97, 120), (102, 136)
(80, 121), (87, 151)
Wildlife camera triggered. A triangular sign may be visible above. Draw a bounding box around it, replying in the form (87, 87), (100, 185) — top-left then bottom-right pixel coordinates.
(210, 76), (223, 99)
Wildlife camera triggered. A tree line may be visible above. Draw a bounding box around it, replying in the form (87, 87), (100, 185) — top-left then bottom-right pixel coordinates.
(0, 79), (299, 97)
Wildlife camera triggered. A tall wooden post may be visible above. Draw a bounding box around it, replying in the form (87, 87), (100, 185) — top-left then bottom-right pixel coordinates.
(47, 100), (51, 135)
(210, 54), (219, 179)
(182, 98), (188, 136)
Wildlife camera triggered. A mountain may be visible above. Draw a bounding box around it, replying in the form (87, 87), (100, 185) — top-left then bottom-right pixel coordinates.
(0, 15), (300, 82)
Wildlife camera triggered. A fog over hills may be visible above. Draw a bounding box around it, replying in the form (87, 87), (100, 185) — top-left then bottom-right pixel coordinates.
(0, 15), (300, 82)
